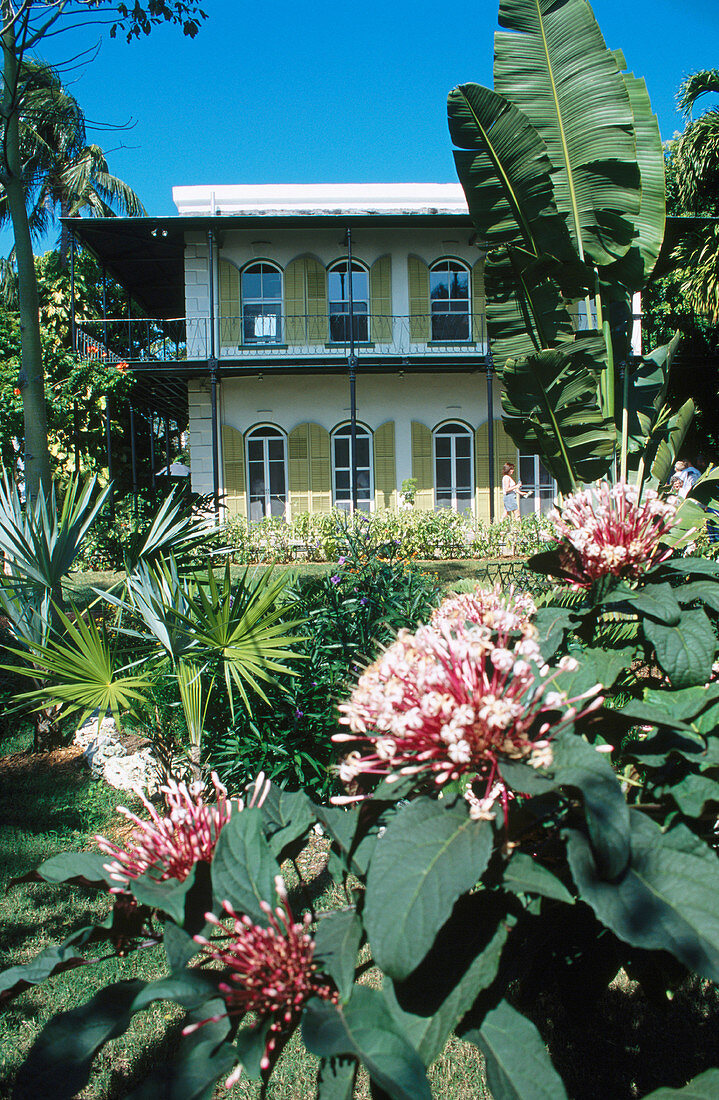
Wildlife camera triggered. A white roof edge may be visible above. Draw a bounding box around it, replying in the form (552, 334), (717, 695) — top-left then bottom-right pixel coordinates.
(171, 183), (469, 217)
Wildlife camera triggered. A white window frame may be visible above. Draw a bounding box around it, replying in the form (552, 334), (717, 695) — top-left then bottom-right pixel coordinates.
(429, 259), (471, 343)
(433, 421), (475, 514)
(328, 260), (370, 344)
(331, 422), (374, 513)
(241, 261), (283, 345)
(518, 452), (557, 516)
(245, 424), (288, 521)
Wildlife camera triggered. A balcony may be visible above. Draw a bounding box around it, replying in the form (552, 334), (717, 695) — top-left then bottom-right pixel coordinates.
(77, 312), (488, 366)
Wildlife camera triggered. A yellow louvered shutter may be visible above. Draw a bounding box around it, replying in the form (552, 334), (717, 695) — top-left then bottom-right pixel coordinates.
(411, 421), (433, 510)
(305, 257), (328, 345)
(408, 256), (430, 343)
(285, 257), (305, 346)
(219, 260), (241, 347)
(288, 423), (310, 517)
(221, 424), (246, 518)
(475, 422), (491, 524)
(309, 422), (332, 512)
(370, 255), (392, 343)
(472, 259), (486, 346)
(373, 420), (396, 510)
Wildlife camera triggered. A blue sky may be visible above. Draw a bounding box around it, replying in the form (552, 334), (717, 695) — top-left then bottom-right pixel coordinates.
(19, 0), (719, 248)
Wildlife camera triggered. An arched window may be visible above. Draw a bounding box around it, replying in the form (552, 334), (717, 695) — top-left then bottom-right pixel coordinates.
(434, 421), (473, 513)
(242, 262), (283, 344)
(246, 425), (287, 521)
(430, 260), (470, 342)
(332, 423), (373, 512)
(328, 261), (369, 343)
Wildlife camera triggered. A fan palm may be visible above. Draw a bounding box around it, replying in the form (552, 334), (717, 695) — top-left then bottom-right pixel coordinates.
(0, 60), (145, 265)
(673, 68), (719, 322)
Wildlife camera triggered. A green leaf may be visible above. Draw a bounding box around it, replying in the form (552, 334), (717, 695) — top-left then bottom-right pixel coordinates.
(233, 1021), (271, 1080)
(553, 646), (633, 697)
(676, 580), (719, 614)
(125, 1006), (234, 1100)
(643, 1069), (719, 1098)
(462, 999), (567, 1100)
(503, 852), (573, 905)
(532, 606), (581, 660)
(629, 584), (682, 626)
(364, 798), (493, 980)
(501, 731), (630, 881)
(211, 808), (280, 924)
(35, 850), (113, 886)
(644, 609), (716, 688)
(502, 336), (616, 492)
(129, 865), (197, 924)
(567, 811), (719, 982)
(0, 929), (92, 1000)
(383, 892), (510, 1066)
(131, 971), (220, 1013)
(260, 782), (315, 860)
(666, 772), (719, 819)
(662, 557), (719, 580)
(14, 979), (146, 1099)
(494, 0), (640, 267)
(318, 1057), (358, 1100)
(163, 921), (200, 971)
(314, 909), (363, 1002)
(302, 987), (431, 1100)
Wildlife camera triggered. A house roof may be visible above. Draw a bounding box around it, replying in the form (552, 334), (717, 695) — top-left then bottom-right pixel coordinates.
(172, 182), (470, 217)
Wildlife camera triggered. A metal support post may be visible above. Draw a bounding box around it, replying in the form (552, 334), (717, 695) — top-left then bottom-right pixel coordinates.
(208, 229), (221, 519)
(70, 233), (76, 353)
(129, 404), (138, 511)
(105, 392), (114, 520)
(346, 228), (358, 512)
(150, 414), (156, 491)
(73, 401), (80, 477)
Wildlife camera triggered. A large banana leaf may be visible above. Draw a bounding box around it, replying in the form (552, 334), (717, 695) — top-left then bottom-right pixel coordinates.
(484, 246), (579, 369)
(448, 83), (577, 263)
(494, 0), (640, 267)
(501, 334), (616, 491)
(602, 74), (665, 292)
(647, 399), (695, 486)
(627, 333), (681, 457)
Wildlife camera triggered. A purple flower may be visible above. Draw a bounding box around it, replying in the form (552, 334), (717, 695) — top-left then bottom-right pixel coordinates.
(295, 708), (304, 718)
(337, 555), (346, 565)
(331, 574), (341, 585)
(360, 597), (368, 606)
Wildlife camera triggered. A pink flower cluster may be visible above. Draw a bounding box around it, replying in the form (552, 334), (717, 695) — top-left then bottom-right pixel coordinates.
(187, 876), (336, 1079)
(97, 771), (269, 888)
(334, 588), (602, 820)
(550, 481), (677, 587)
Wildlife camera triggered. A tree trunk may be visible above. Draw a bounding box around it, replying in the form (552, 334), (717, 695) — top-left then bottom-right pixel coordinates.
(1, 5), (51, 501)
(33, 704), (63, 752)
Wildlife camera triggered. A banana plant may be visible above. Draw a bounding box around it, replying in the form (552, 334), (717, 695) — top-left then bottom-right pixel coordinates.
(448, 0), (672, 494)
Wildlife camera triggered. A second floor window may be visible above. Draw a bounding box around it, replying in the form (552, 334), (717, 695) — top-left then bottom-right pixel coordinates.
(328, 261), (369, 343)
(430, 260), (470, 342)
(242, 263), (283, 344)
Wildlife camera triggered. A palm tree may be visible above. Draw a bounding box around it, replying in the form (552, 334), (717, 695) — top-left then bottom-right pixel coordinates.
(0, 61), (145, 266)
(672, 69), (719, 323)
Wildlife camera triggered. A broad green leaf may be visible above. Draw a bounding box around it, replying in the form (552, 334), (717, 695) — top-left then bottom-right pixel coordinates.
(382, 893), (509, 1066)
(302, 987), (431, 1100)
(314, 909), (363, 1002)
(34, 850), (112, 886)
(662, 557), (719, 580)
(318, 1057), (358, 1100)
(644, 1069), (719, 1098)
(0, 930), (92, 999)
(666, 772), (719, 818)
(234, 1022), (271, 1080)
(603, 73), (666, 291)
(553, 646), (633, 697)
(532, 606), (581, 660)
(260, 782), (315, 860)
(364, 798), (493, 980)
(644, 609), (716, 688)
(163, 920), (200, 971)
(501, 731), (630, 881)
(503, 852), (573, 905)
(131, 971), (220, 1013)
(629, 584), (681, 626)
(125, 1005), (234, 1100)
(14, 979), (146, 1099)
(676, 580), (719, 614)
(463, 999), (567, 1099)
(494, 0), (640, 266)
(129, 865), (197, 924)
(567, 811), (719, 981)
(502, 335), (616, 492)
(211, 808), (280, 924)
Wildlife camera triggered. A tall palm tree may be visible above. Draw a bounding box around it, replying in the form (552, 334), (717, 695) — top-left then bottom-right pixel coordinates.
(672, 69), (719, 323)
(0, 61), (145, 266)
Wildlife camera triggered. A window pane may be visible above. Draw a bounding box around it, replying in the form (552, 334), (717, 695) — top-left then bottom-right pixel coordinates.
(436, 458), (452, 489)
(269, 461), (285, 496)
(450, 270), (469, 297)
(456, 458), (471, 487)
(436, 493), (452, 509)
(268, 439), (284, 461)
(248, 440), (263, 462)
(335, 438), (349, 467)
(519, 456), (534, 483)
(430, 271), (450, 300)
(262, 270), (281, 298)
(269, 496), (285, 517)
(356, 438), (370, 466)
(456, 492), (473, 513)
(455, 435), (471, 458)
(242, 271), (262, 299)
(435, 437), (451, 459)
(336, 470), (350, 490)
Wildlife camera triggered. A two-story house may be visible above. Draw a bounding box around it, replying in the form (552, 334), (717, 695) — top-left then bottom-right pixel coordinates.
(67, 183), (557, 522)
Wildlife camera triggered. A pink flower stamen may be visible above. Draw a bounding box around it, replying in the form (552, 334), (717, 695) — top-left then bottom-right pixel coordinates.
(550, 481), (677, 588)
(96, 771), (269, 887)
(187, 876), (336, 1074)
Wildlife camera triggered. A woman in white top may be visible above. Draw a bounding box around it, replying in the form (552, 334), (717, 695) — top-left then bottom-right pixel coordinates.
(502, 462), (528, 518)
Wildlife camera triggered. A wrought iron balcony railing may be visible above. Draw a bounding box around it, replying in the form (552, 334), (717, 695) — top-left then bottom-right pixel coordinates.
(77, 313), (488, 364)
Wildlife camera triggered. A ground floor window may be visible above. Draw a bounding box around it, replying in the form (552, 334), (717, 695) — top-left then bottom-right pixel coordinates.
(332, 423), (373, 512)
(518, 452), (556, 515)
(246, 425), (287, 521)
(434, 421), (473, 513)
